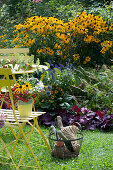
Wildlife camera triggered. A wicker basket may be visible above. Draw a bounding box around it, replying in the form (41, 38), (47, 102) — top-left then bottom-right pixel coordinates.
(48, 127), (83, 159)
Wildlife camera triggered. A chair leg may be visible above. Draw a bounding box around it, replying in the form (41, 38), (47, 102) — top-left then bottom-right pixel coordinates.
(16, 122), (41, 170)
(0, 137), (16, 168)
(11, 123), (25, 157)
(34, 118), (51, 150)
(27, 118), (50, 150)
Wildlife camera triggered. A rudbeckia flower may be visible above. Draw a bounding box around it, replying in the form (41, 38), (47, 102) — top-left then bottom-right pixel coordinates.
(15, 83), (24, 94)
(23, 82), (32, 91)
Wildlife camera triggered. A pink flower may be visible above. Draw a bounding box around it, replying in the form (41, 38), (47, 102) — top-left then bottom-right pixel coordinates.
(81, 107), (89, 114)
(0, 112), (7, 120)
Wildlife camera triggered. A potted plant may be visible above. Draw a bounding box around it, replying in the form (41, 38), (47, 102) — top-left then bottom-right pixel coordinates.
(11, 82), (34, 117)
(0, 76), (52, 117)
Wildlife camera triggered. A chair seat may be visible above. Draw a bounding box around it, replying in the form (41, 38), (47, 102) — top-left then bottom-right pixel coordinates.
(0, 109), (46, 123)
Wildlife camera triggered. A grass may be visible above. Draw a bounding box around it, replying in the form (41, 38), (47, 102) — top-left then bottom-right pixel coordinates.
(0, 124), (113, 170)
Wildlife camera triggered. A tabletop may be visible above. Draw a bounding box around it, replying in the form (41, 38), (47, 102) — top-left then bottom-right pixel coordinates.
(3, 64), (48, 75)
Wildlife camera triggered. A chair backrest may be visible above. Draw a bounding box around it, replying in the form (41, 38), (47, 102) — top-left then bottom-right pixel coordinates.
(0, 48), (29, 63)
(0, 68), (15, 87)
(0, 68), (15, 110)
(0, 68), (20, 125)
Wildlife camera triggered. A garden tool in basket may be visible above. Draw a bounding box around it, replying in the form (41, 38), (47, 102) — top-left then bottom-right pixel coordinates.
(57, 116), (81, 153)
(49, 125), (75, 152)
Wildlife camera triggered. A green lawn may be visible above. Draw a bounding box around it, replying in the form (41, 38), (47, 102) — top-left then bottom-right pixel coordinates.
(0, 124), (113, 170)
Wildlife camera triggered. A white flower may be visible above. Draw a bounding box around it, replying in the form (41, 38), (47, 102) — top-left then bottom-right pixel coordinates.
(36, 81), (44, 90)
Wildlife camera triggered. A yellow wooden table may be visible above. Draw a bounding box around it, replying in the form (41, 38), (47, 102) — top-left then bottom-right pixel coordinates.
(6, 64), (48, 74)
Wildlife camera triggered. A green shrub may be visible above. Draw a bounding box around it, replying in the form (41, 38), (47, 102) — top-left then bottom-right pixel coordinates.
(40, 64), (113, 111)
(9, 12), (113, 67)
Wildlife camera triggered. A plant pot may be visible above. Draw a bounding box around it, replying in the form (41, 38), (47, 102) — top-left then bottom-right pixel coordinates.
(55, 141), (64, 147)
(17, 99), (33, 117)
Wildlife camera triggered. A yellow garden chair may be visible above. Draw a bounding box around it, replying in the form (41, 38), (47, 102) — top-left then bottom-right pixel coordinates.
(0, 68), (50, 169)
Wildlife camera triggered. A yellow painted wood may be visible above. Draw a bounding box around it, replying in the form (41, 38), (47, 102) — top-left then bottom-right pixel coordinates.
(0, 48), (29, 53)
(0, 48), (29, 62)
(0, 137), (16, 168)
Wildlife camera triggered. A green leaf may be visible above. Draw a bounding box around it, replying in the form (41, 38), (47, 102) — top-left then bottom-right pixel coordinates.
(44, 62), (50, 69)
(54, 68), (61, 75)
(36, 58), (40, 66)
(65, 95), (74, 100)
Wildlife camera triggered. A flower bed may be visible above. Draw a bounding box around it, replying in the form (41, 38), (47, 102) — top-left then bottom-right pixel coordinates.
(39, 106), (113, 132)
(5, 12), (112, 67)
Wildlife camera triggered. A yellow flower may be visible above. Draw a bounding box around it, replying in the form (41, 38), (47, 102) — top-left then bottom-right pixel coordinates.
(57, 50), (63, 55)
(85, 56), (91, 62)
(83, 61), (87, 64)
(109, 23), (113, 31)
(13, 37), (19, 42)
(14, 45), (20, 48)
(54, 43), (61, 49)
(55, 90), (58, 94)
(83, 56), (91, 64)
(100, 41), (113, 54)
(37, 49), (43, 54)
(23, 83), (32, 91)
(51, 95), (55, 99)
(1, 39), (8, 43)
(73, 54), (80, 61)
(15, 83), (24, 94)
(15, 24), (23, 30)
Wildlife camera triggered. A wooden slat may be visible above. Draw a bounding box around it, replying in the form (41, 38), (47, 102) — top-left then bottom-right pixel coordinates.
(0, 80), (14, 87)
(0, 56), (20, 61)
(0, 109), (46, 123)
(0, 48), (30, 63)
(0, 68), (12, 74)
(0, 48), (29, 54)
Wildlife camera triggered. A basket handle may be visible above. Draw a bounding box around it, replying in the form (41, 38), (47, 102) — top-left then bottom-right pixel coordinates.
(73, 122), (82, 131)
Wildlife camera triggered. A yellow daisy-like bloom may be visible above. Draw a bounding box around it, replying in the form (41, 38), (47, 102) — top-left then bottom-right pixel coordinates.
(14, 45), (20, 48)
(85, 56), (91, 62)
(73, 53), (80, 61)
(37, 49), (43, 54)
(15, 83), (24, 94)
(109, 23), (113, 31)
(51, 95), (55, 99)
(100, 41), (113, 54)
(55, 90), (58, 94)
(23, 82), (32, 91)
(83, 56), (91, 64)
(57, 50), (63, 55)
(83, 61), (87, 64)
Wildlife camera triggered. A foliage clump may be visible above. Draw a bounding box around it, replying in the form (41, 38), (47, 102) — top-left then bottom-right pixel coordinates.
(40, 63), (113, 112)
(4, 12), (112, 67)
